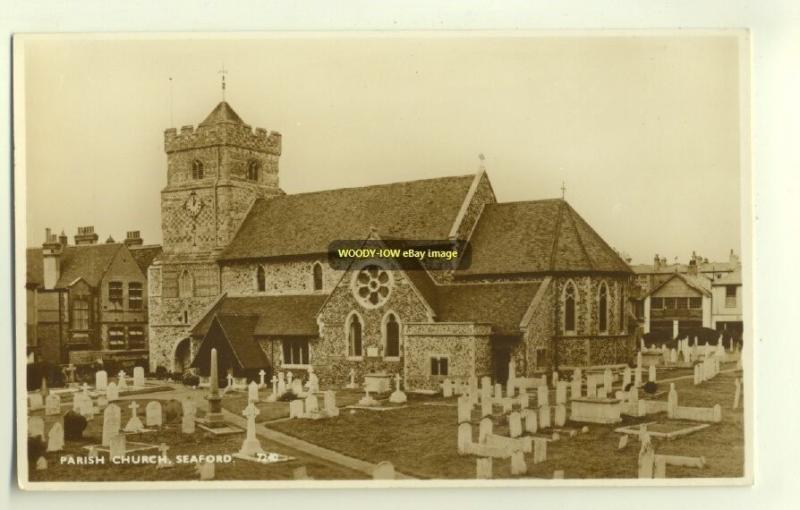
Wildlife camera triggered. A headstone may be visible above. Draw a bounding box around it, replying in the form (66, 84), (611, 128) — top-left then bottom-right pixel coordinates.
(457, 395), (472, 423)
(519, 392), (530, 409)
(124, 401), (144, 433)
(481, 394), (493, 418)
(306, 367), (320, 394)
(634, 365), (642, 388)
(29, 416), (45, 439)
(476, 457), (493, 479)
(510, 450), (527, 475)
(571, 371), (582, 399)
(554, 404), (567, 427)
(133, 366), (145, 388)
(469, 375), (479, 404)
(248, 381), (260, 403)
(556, 381), (568, 405)
(552, 371), (559, 387)
(586, 377), (597, 398)
(670, 348), (678, 364)
(537, 385), (549, 408)
(457, 422), (472, 454)
(532, 437), (547, 463)
(494, 383), (503, 400)
(538, 405), (551, 429)
(501, 398), (513, 414)
(324, 390), (340, 417)
(238, 403), (265, 457)
(29, 392), (44, 411)
(45, 393), (62, 416)
(117, 371), (128, 391)
(109, 433), (126, 459)
(479, 417), (493, 443)
(278, 372), (287, 394)
(622, 366), (632, 389)
(289, 399), (304, 419)
(47, 423), (64, 452)
(637, 432), (655, 478)
(36, 457), (47, 471)
(287, 371), (294, 386)
(524, 409), (538, 434)
(102, 403), (121, 446)
(648, 364), (657, 383)
(95, 370), (108, 391)
(269, 375), (279, 401)
(146, 401), (163, 427)
(693, 364), (702, 385)
(372, 461), (395, 480)
(305, 393), (319, 415)
(106, 382), (119, 402)
(618, 435), (629, 449)
(181, 399), (196, 433)
(258, 369), (267, 388)
(198, 462), (215, 480)
(346, 369), (357, 389)
(667, 383), (678, 418)
(291, 378), (304, 396)
(603, 369), (613, 396)
(508, 412), (522, 438)
(389, 373), (407, 404)
(157, 443), (174, 469)
(733, 378), (742, 409)
(443, 379), (454, 398)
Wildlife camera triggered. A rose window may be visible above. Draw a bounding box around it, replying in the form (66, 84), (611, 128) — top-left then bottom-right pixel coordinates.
(353, 264), (392, 307)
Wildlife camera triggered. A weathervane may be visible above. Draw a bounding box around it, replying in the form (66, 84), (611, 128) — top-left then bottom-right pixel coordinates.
(218, 64), (228, 101)
(478, 153), (486, 172)
(561, 181), (567, 199)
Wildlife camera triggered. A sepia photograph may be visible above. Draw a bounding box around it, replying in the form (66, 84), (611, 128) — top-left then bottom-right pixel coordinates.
(13, 32), (751, 489)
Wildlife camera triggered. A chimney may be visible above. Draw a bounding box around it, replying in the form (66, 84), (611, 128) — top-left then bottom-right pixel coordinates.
(42, 228), (64, 289)
(653, 253), (661, 271)
(124, 230), (143, 247)
(74, 226), (98, 245)
(688, 258), (699, 276)
(58, 230), (68, 247)
(729, 249), (739, 264)
(106, 236), (115, 244)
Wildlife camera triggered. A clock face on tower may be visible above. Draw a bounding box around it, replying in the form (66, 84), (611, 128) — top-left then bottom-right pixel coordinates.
(184, 192), (205, 219)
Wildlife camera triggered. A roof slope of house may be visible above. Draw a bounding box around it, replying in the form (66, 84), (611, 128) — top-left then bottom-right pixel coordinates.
(433, 281), (542, 335)
(129, 245), (163, 274)
(460, 199), (631, 277)
(27, 244), (125, 288)
(219, 174), (476, 261)
(191, 294), (327, 338)
(647, 272), (712, 297)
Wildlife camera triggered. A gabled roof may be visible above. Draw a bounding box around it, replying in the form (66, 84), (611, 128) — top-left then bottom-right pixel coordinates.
(219, 174), (476, 261)
(26, 248), (44, 287)
(191, 294), (326, 338)
(199, 101), (245, 127)
(128, 245), (163, 274)
(434, 281), (542, 335)
(647, 272), (712, 298)
(27, 243), (125, 288)
(459, 199), (631, 277)
(191, 314), (268, 371)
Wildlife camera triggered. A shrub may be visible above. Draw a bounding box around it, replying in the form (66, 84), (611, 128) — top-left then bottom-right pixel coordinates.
(643, 381), (658, 395)
(162, 399), (183, 423)
(154, 366), (169, 380)
(27, 362), (65, 391)
(278, 390), (297, 402)
(28, 436), (46, 462)
(63, 410), (88, 440)
(182, 373), (200, 387)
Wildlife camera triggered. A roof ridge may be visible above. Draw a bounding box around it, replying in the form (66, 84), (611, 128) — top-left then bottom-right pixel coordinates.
(565, 201), (631, 272)
(488, 198), (566, 207)
(265, 173), (475, 201)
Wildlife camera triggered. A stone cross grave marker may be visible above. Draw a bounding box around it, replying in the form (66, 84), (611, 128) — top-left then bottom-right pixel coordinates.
(117, 371), (128, 390)
(47, 423), (64, 452)
(124, 401), (144, 433)
(238, 402), (265, 457)
(307, 367), (320, 394)
(270, 375), (279, 401)
(157, 443), (174, 469)
(102, 403), (121, 446)
(259, 369), (266, 388)
(248, 381), (260, 403)
(146, 401), (163, 427)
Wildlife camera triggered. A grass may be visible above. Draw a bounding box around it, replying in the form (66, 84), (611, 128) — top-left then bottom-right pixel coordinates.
(26, 397), (365, 483)
(267, 365), (744, 480)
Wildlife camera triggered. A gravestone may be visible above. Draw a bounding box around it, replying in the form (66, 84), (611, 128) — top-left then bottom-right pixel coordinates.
(289, 399), (304, 419)
(36, 457), (47, 471)
(181, 399), (196, 433)
(501, 398), (513, 413)
(124, 401), (144, 433)
(102, 404), (121, 446)
(457, 422), (473, 454)
(372, 461), (395, 480)
(259, 369), (267, 388)
(157, 443), (174, 469)
(519, 392), (530, 409)
(305, 393), (320, 415)
(554, 404), (567, 427)
(47, 423), (64, 452)
(306, 367), (320, 394)
(733, 378), (742, 409)
(268, 375), (279, 402)
(586, 377), (597, 399)
(346, 368), (357, 389)
(476, 457), (493, 479)
(538, 405), (551, 429)
(537, 385), (549, 408)
(106, 382), (119, 402)
(532, 437), (547, 463)
(637, 433), (655, 478)
(670, 348), (678, 364)
(95, 370), (108, 391)
(481, 394), (493, 418)
(508, 412), (522, 438)
(603, 369), (613, 395)
(457, 395), (472, 423)
(634, 364), (642, 388)
(389, 373), (407, 404)
(648, 364), (657, 383)
(524, 409), (538, 434)
(29, 393), (43, 411)
(133, 366), (145, 388)
(238, 403), (265, 457)
(109, 433), (126, 459)
(571, 371), (582, 399)
(45, 393), (62, 416)
(324, 390), (340, 417)
(667, 383), (678, 418)
(248, 381), (260, 403)
(146, 401), (163, 427)
(291, 378), (304, 396)
(556, 381), (568, 405)
(443, 379), (454, 398)
(117, 371), (128, 391)
(494, 383), (503, 400)
(510, 450), (527, 475)
(278, 372), (287, 394)
(479, 417), (493, 443)
(29, 417), (45, 439)
(622, 366), (632, 389)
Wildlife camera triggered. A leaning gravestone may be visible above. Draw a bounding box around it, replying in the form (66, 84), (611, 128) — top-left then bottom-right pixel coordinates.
(102, 403), (121, 446)
(146, 401), (163, 427)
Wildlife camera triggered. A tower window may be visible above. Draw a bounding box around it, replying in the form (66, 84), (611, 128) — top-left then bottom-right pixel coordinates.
(312, 263), (323, 291)
(192, 160), (204, 180)
(247, 160), (260, 181)
(256, 266), (266, 292)
(178, 270), (194, 298)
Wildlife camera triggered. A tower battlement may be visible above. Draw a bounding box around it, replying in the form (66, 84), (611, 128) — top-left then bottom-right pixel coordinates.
(164, 122), (282, 155)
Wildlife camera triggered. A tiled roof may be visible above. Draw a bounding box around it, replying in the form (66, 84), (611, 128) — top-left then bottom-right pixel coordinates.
(199, 101), (245, 127)
(191, 294), (326, 338)
(191, 314), (268, 371)
(128, 245), (163, 274)
(647, 272), (712, 297)
(712, 268), (742, 286)
(459, 199), (631, 277)
(433, 281), (542, 335)
(219, 174), (476, 261)
(27, 244), (124, 288)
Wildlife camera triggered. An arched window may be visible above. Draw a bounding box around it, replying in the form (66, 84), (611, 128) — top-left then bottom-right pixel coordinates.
(256, 266), (266, 292)
(564, 280), (577, 334)
(312, 263), (323, 291)
(384, 313), (400, 358)
(192, 160), (204, 180)
(598, 281), (609, 333)
(247, 160), (260, 181)
(347, 313), (363, 357)
(178, 270), (194, 298)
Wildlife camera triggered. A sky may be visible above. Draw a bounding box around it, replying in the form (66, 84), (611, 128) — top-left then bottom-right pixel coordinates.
(20, 34), (744, 264)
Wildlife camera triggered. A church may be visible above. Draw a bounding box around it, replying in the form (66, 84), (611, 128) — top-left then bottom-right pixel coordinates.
(147, 101), (635, 391)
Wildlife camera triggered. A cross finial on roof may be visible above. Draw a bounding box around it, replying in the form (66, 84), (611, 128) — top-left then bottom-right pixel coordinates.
(218, 64), (228, 101)
(478, 153), (486, 172)
(561, 181), (567, 199)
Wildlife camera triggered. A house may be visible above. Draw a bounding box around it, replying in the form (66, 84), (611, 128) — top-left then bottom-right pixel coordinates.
(147, 101), (636, 390)
(26, 227), (161, 367)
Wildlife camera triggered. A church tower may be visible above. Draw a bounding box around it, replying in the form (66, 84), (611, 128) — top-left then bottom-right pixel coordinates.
(148, 101), (284, 372)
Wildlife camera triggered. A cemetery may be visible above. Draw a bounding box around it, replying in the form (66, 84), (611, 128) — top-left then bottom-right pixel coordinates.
(26, 342), (745, 482)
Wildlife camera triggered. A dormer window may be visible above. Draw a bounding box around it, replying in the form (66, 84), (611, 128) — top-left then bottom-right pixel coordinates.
(247, 160), (260, 181)
(192, 160), (204, 180)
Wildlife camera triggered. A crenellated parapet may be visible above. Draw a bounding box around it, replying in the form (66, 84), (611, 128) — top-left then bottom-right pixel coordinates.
(164, 123), (282, 155)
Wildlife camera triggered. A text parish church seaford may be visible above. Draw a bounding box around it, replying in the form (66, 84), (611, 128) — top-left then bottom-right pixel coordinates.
(147, 99), (635, 390)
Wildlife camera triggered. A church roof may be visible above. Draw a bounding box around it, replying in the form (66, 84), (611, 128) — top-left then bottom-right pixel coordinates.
(191, 314), (268, 371)
(191, 294), (326, 338)
(199, 101), (245, 127)
(459, 199), (632, 277)
(26, 243), (125, 288)
(434, 282), (542, 335)
(219, 174), (476, 261)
